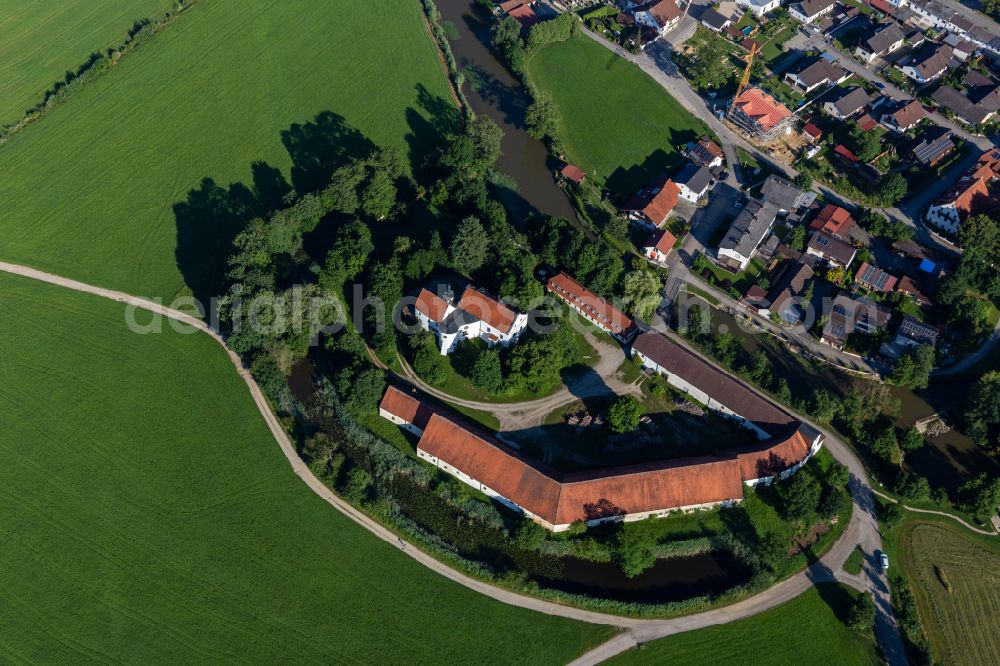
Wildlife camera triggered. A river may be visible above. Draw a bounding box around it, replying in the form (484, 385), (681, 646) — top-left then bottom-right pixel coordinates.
(435, 0), (578, 223)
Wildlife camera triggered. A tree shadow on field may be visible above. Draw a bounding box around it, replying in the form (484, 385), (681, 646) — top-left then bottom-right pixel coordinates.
(175, 112), (381, 309)
(404, 83), (462, 182)
(281, 111), (375, 195)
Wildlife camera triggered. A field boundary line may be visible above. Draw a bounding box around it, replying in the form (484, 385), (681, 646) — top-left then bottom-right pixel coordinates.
(871, 488), (999, 536)
(0, 260), (895, 663)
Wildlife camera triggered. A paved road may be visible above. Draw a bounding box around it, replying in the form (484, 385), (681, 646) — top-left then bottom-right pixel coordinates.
(0, 258), (906, 664)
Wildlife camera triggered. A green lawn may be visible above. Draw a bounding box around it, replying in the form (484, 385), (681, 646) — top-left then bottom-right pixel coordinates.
(0, 271), (611, 663)
(0, 0), (454, 302)
(0, 0), (173, 125)
(526, 34), (712, 195)
(844, 545), (865, 575)
(608, 584), (879, 665)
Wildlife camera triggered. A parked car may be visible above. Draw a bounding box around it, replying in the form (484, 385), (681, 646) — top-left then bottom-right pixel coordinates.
(880, 553), (890, 571)
(873, 82), (886, 90)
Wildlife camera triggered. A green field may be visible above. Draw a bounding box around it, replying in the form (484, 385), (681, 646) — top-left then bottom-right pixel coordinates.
(526, 34), (712, 195)
(0, 271), (612, 663)
(903, 523), (1000, 665)
(607, 584), (879, 665)
(0, 0), (172, 125)
(0, 0), (454, 302)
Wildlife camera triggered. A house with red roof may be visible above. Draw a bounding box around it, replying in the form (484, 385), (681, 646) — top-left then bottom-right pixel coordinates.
(643, 228), (678, 263)
(802, 123), (823, 143)
(926, 147), (1000, 233)
(621, 175), (681, 228)
(728, 87), (793, 142)
(413, 285), (528, 355)
(547, 272), (637, 343)
(688, 137), (725, 167)
(634, 0), (682, 37)
(809, 204), (854, 238)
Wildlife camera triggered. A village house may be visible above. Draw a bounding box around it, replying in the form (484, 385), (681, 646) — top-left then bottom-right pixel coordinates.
(643, 228), (678, 263)
(688, 136), (725, 168)
(855, 22), (905, 63)
(760, 260), (815, 324)
(784, 58), (849, 94)
(926, 147), (1000, 233)
(880, 99), (926, 133)
(930, 71), (1000, 127)
(728, 87), (794, 141)
(717, 199), (780, 271)
(413, 285), (528, 355)
(823, 86), (871, 120)
(788, 0), (837, 23)
(761, 174), (816, 213)
(736, 0), (782, 17)
(879, 315), (939, 358)
(895, 43), (953, 84)
(911, 126), (955, 167)
(621, 175), (680, 228)
(854, 261), (899, 293)
(546, 271), (637, 343)
(701, 8), (733, 31)
(821, 293), (891, 349)
(673, 163), (715, 203)
(942, 32), (978, 60)
(805, 230), (857, 268)
(633, 0), (682, 37)
(809, 204), (854, 238)
(498, 0), (545, 29)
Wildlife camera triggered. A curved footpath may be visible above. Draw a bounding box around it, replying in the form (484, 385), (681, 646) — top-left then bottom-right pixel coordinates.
(871, 488), (999, 536)
(0, 260), (901, 664)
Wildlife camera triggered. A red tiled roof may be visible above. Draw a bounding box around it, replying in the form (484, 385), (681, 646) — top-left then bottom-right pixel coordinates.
(561, 163), (586, 184)
(802, 123), (823, 139)
(809, 204), (854, 236)
(834, 144), (859, 163)
(417, 413), (747, 526)
(622, 176), (680, 226)
(379, 386), (434, 430)
(699, 137), (724, 158)
(733, 88), (792, 132)
(649, 0), (681, 25)
(645, 228), (677, 254)
(737, 429), (813, 481)
(867, 0), (895, 14)
(457, 287), (518, 334)
(415, 288), (451, 323)
(547, 272), (635, 338)
(857, 113), (878, 131)
(890, 100), (925, 129)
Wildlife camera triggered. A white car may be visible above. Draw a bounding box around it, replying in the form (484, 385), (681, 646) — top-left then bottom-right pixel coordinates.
(880, 553), (890, 571)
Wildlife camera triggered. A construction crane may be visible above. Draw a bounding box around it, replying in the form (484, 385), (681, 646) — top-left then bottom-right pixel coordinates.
(727, 43), (759, 119)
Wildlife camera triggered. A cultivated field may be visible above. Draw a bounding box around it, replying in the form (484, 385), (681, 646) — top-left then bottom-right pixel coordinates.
(0, 0), (454, 301)
(0, 272), (611, 664)
(905, 523), (1000, 665)
(0, 0), (171, 125)
(607, 584), (879, 665)
(526, 34), (712, 195)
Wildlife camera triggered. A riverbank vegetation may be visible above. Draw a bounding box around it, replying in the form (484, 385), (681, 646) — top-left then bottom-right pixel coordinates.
(607, 584), (880, 665)
(0, 271), (610, 663)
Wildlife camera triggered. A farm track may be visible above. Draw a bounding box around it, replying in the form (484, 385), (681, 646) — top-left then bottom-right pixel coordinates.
(0, 260), (900, 662)
(871, 488), (1000, 536)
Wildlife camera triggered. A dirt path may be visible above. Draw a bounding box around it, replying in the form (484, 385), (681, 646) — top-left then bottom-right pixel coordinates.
(396, 331), (642, 430)
(0, 260), (899, 663)
(871, 487), (999, 536)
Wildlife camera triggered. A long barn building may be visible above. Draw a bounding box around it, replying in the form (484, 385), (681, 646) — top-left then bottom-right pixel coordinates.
(380, 329), (822, 532)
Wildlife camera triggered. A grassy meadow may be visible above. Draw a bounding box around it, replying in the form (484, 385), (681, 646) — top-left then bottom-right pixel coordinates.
(0, 0), (454, 301)
(0, 271), (612, 663)
(902, 522), (1000, 665)
(0, 0), (171, 125)
(607, 584), (879, 665)
(526, 34), (712, 195)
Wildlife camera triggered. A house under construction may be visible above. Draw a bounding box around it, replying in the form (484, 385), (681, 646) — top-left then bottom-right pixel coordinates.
(728, 87), (794, 142)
